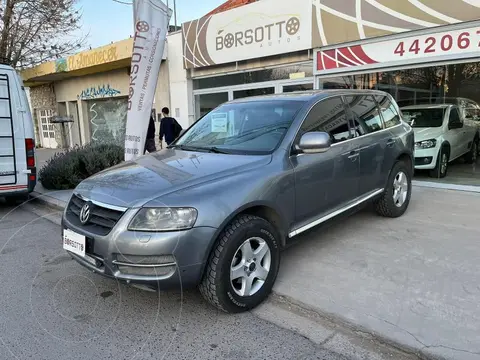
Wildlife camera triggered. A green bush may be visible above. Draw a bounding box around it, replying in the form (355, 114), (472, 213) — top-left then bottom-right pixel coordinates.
(39, 143), (124, 190)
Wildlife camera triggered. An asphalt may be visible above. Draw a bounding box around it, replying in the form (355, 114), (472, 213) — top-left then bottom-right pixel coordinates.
(0, 200), (416, 360)
(275, 186), (480, 360)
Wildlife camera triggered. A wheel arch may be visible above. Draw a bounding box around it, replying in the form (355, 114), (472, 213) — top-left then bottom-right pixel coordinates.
(197, 202), (288, 283)
(441, 141), (451, 158)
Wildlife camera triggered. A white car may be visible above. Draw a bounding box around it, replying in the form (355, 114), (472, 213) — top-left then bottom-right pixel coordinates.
(401, 105), (479, 178)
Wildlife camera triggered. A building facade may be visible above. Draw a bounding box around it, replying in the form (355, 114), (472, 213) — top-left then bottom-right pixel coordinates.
(21, 33), (191, 149)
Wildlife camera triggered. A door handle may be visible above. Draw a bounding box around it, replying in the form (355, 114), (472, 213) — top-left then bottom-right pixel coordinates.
(387, 138), (396, 148)
(347, 151), (359, 161)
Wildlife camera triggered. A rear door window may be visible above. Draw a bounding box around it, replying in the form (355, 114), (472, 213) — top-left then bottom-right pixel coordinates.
(375, 95), (401, 128)
(345, 95), (384, 134)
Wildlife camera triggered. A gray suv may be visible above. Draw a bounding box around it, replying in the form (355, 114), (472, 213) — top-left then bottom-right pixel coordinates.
(62, 90), (414, 313)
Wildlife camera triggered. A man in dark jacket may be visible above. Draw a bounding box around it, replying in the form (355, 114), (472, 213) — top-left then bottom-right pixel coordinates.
(144, 110), (157, 154)
(159, 107), (182, 146)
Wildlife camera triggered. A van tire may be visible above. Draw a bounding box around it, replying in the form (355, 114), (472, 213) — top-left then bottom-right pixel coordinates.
(4, 194), (29, 205)
(199, 215), (280, 313)
(374, 160), (412, 218)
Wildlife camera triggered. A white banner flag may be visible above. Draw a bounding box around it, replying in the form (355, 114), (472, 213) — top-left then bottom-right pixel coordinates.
(124, 0), (172, 161)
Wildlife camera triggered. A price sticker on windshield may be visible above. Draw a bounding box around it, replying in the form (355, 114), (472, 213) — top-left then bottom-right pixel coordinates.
(211, 113), (228, 133)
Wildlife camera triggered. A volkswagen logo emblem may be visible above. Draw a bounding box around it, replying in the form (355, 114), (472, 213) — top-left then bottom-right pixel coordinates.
(79, 203), (92, 225)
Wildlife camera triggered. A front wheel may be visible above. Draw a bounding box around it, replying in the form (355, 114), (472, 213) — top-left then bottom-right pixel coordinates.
(199, 215), (280, 313)
(374, 160), (412, 218)
(429, 149), (449, 178)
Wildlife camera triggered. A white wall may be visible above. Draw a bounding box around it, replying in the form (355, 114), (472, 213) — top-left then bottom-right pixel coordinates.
(167, 31), (193, 129)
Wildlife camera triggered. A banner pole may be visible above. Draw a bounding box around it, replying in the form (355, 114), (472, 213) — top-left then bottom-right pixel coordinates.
(124, 0), (172, 161)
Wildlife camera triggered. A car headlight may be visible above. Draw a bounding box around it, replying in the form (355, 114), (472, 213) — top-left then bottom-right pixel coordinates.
(415, 139), (437, 149)
(128, 207), (198, 231)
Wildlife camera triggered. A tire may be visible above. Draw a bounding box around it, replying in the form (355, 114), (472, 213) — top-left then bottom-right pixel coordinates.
(199, 215), (280, 313)
(374, 160), (412, 218)
(464, 138), (478, 164)
(4, 193), (29, 205)
(429, 147), (449, 178)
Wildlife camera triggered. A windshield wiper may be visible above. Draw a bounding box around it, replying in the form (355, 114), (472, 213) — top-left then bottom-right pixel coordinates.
(205, 146), (231, 154)
(168, 144), (207, 152)
(168, 144), (230, 154)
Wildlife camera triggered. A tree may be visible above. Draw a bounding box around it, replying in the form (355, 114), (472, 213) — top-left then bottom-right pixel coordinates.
(0, 0), (86, 69)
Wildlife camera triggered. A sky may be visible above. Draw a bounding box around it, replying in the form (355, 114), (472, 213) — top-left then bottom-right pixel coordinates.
(76, 0), (225, 48)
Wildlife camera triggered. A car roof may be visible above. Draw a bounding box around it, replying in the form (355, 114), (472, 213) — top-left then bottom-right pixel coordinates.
(0, 64), (14, 71)
(226, 89), (390, 104)
(401, 104), (451, 110)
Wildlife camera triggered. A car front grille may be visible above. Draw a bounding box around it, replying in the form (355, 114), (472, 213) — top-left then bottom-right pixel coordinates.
(66, 194), (125, 236)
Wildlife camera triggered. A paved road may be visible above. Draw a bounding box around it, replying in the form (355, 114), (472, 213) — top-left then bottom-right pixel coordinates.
(0, 201), (389, 360)
(276, 187), (480, 360)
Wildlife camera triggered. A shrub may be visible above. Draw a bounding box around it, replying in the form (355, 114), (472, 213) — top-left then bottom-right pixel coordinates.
(39, 143), (124, 190)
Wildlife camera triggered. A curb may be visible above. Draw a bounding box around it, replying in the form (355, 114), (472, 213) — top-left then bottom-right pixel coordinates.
(29, 190), (67, 212)
(269, 292), (437, 360)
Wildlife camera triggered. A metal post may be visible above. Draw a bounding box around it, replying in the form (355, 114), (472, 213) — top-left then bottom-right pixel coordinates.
(174, 0), (177, 29)
(166, 0), (170, 27)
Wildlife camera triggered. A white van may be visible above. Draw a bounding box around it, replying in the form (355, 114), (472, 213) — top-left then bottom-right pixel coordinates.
(0, 64), (36, 201)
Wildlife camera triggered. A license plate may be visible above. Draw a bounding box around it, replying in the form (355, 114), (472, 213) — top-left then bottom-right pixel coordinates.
(63, 228), (86, 257)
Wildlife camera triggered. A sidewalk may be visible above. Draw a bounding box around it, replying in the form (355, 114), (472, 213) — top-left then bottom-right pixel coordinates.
(31, 185), (480, 360)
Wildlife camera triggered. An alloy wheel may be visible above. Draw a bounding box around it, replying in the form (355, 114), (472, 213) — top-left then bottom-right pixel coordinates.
(230, 237), (271, 297)
(392, 171), (408, 208)
(440, 153), (448, 175)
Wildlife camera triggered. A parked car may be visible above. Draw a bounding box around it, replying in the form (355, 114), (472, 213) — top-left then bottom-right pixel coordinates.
(398, 97), (480, 135)
(0, 64), (36, 202)
(401, 104), (479, 178)
(62, 90), (414, 313)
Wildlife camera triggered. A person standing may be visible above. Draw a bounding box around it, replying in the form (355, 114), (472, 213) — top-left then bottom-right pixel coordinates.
(159, 107), (182, 147)
(144, 109), (157, 154)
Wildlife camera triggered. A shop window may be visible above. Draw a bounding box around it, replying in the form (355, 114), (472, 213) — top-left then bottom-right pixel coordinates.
(375, 95), (401, 128)
(300, 96), (352, 143)
(233, 87), (274, 100)
(195, 93), (229, 118)
(345, 95), (384, 134)
(193, 64), (313, 90)
(282, 83), (314, 93)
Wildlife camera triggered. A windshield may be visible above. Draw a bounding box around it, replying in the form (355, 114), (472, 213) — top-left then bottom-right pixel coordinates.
(401, 108), (446, 128)
(174, 100), (305, 154)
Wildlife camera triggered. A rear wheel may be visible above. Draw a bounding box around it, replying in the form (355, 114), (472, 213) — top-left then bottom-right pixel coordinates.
(199, 215), (280, 313)
(374, 160), (412, 218)
(429, 148), (449, 178)
(464, 138), (478, 164)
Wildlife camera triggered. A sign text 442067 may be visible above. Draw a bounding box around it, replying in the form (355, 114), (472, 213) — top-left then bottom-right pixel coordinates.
(393, 30), (480, 57)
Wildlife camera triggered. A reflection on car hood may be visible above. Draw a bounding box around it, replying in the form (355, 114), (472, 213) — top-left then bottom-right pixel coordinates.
(413, 127), (445, 142)
(74, 149), (272, 208)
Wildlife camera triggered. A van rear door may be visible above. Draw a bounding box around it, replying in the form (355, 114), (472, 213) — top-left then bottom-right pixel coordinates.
(0, 71), (20, 189)
(0, 67), (34, 194)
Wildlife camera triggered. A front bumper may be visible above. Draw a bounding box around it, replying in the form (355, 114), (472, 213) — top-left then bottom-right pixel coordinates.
(62, 209), (217, 291)
(414, 147), (438, 170)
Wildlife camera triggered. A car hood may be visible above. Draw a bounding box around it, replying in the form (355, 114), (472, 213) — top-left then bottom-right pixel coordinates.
(413, 127), (444, 142)
(74, 149), (272, 208)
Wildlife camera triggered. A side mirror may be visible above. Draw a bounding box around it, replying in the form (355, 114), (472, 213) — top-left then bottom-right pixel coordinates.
(449, 122), (463, 129)
(297, 132), (331, 154)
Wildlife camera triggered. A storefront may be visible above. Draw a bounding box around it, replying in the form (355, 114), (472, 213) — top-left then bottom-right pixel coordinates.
(182, 0), (316, 118)
(21, 33), (187, 149)
(314, 14), (480, 187)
